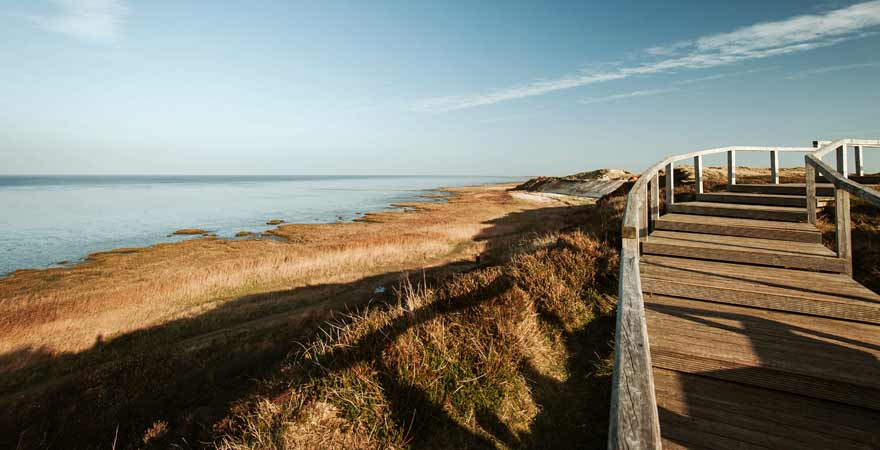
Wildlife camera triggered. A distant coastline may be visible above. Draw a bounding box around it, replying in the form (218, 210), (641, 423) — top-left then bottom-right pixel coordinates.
(0, 175), (523, 276)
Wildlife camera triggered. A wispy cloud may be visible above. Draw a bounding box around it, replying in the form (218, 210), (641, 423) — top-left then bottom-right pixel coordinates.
(673, 66), (779, 85)
(415, 1), (880, 112)
(579, 87), (679, 105)
(13, 0), (129, 45)
(784, 61), (880, 79)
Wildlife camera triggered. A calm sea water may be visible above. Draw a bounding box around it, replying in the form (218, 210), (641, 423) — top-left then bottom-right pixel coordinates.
(0, 175), (522, 276)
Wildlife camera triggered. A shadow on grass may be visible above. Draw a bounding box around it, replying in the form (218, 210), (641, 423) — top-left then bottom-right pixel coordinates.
(0, 201), (615, 449)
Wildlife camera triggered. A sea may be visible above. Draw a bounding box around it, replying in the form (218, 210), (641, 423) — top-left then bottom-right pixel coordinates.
(0, 175), (523, 276)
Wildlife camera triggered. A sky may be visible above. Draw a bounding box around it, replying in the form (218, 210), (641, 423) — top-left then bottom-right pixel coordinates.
(1, 0), (879, 176)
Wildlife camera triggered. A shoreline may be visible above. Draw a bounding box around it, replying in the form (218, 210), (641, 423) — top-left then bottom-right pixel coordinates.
(0, 180), (600, 447)
(2, 181), (587, 365)
(0, 181), (516, 279)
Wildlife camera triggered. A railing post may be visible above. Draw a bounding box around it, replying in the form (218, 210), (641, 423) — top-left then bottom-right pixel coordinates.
(694, 155), (703, 194)
(770, 150), (779, 184)
(665, 162), (674, 206)
(727, 150), (736, 188)
(649, 173), (660, 231)
(812, 140), (823, 180)
(640, 183), (648, 242)
(854, 146), (864, 177)
(805, 159), (817, 225)
(837, 145), (848, 179)
(834, 186), (852, 275)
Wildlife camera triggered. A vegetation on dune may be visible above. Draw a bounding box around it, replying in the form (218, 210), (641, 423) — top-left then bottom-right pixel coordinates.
(0, 184), (621, 449)
(0, 187), (528, 365)
(214, 192), (626, 450)
(4, 166), (873, 449)
(819, 196), (880, 292)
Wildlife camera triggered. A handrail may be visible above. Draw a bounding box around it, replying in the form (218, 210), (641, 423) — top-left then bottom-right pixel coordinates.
(806, 139), (880, 206)
(610, 142), (829, 450)
(804, 139), (880, 276)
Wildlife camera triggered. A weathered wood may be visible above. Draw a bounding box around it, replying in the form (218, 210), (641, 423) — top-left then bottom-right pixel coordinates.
(653, 368), (880, 450)
(812, 139), (880, 159)
(641, 276), (880, 324)
(727, 150), (736, 188)
(770, 150), (779, 184)
(854, 146), (864, 177)
(609, 253), (662, 450)
(652, 350), (879, 412)
(645, 230), (835, 255)
(837, 145), (848, 180)
(811, 139), (880, 188)
(694, 155), (703, 194)
(667, 202), (807, 222)
(696, 192), (819, 208)
(641, 254), (879, 304)
(806, 151), (880, 207)
(642, 230), (846, 273)
(850, 174), (880, 184)
(613, 138), (880, 450)
(650, 173), (660, 230)
(640, 182), (649, 242)
(806, 162), (818, 225)
(654, 213), (822, 243)
(728, 183), (835, 196)
(835, 187), (852, 276)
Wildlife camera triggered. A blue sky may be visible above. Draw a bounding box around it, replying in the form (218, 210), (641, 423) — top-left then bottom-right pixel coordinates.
(1, 0), (879, 176)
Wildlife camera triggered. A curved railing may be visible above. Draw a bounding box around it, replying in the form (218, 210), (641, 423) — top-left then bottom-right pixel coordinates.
(608, 139), (868, 450)
(804, 139), (880, 275)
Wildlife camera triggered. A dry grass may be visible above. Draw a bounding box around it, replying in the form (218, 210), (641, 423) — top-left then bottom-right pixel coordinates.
(0, 183), (604, 449)
(0, 185), (552, 368)
(818, 195), (880, 293)
(215, 194), (624, 450)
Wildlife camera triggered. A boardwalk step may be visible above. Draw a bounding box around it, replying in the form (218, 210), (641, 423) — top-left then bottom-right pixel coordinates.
(645, 296), (880, 411)
(850, 174), (880, 185)
(643, 230), (845, 273)
(728, 183), (835, 196)
(667, 201), (806, 222)
(640, 255), (879, 323)
(654, 369), (880, 450)
(696, 192), (829, 208)
(654, 213), (821, 243)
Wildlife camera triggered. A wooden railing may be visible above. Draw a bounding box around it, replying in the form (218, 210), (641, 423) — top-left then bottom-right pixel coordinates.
(608, 143), (828, 450)
(805, 139), (880, 275)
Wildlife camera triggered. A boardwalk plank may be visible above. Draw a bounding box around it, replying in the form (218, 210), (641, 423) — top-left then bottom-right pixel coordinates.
(654, 213), (821, 243)
(667, 202), (806, 222)
(728, 183), (835, 196)
(696, 192), (828, 208)
(654, 368), (880, 450)
(629, 181), (880, 449)
(643, 230), (845, 272)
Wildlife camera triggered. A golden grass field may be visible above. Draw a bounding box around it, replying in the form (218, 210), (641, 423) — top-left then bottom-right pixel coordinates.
(0, 185), (581, 364)
(0, 183), (596, 448)
(3, 170), (876, 449)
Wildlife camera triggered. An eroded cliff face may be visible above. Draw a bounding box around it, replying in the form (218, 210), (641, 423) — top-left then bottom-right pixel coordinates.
(515, 169), (636, 198)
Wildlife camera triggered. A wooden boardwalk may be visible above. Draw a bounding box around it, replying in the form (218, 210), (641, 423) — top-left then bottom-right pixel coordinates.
(608, 140), (880, 450)
(643, 183), (880, 448)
